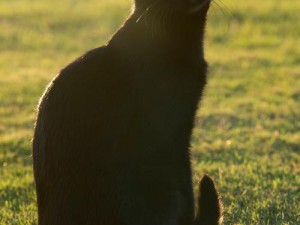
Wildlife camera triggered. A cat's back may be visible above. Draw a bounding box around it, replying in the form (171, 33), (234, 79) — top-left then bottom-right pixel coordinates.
(41, 46), (128, 108)
(36, 46), (133, 130)
(33, 45), (139, 225)
(33, 45), (135, 177)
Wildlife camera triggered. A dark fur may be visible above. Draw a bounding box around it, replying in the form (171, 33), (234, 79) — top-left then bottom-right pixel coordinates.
(33, 0), (222, 224)
(195, 175), (223, 225)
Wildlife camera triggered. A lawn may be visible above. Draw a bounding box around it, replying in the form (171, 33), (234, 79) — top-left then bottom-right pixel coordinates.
(0, 0), (299, 224)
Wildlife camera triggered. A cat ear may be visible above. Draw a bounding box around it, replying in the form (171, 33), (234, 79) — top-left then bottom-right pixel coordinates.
(194, 175), (223, 225)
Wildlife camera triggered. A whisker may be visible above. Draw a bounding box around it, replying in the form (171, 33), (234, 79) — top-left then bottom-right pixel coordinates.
(217, 0), (232, 15)
(136, 0), (161, 25)
(212, 0), (232, 18)
(144, 0), (164, 38)
(188, 0), (211, 14)
(211, 0), (232, 33)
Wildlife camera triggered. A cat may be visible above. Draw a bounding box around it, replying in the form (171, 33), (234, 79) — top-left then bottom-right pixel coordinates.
(33, 0), (222, 224)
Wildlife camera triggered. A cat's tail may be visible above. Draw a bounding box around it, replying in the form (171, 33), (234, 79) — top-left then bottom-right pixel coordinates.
(194, 175), (223, 225)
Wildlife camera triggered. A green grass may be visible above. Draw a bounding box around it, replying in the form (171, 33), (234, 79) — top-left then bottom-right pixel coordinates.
(0, 0), (299, 224)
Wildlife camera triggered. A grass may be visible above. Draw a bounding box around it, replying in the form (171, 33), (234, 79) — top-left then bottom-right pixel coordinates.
(0, 0), (299, 224)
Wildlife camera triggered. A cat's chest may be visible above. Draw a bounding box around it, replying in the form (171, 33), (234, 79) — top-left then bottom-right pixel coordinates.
(134, 65), (205, 112)
(131, 65), (206, 141)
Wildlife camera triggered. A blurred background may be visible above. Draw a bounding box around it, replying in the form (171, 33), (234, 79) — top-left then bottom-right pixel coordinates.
(0, 0), (299, 224)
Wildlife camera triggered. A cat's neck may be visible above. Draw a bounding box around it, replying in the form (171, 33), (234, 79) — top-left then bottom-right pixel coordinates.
(108, 12), (207, 60)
